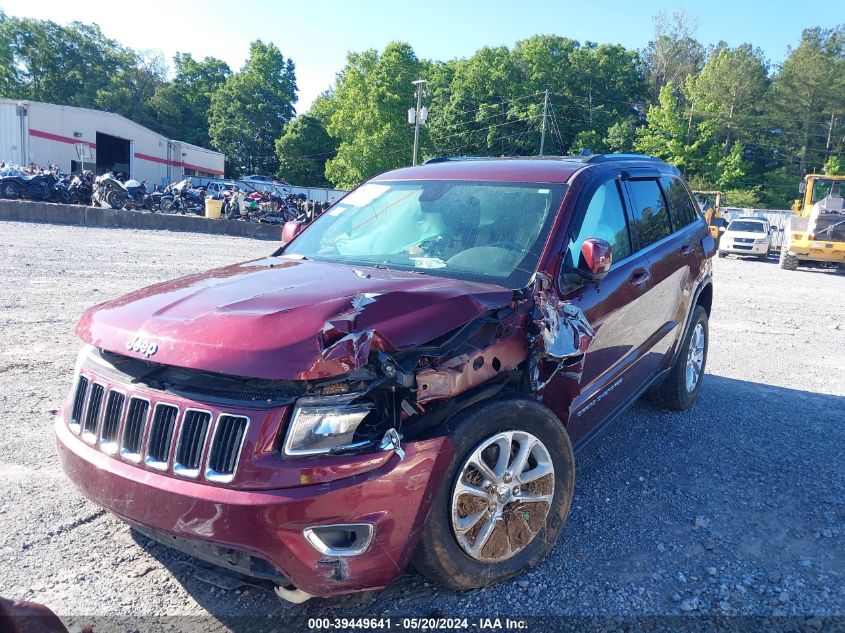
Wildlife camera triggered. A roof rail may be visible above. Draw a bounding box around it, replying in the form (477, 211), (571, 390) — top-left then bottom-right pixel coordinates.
(582, 153), (661, 164)
(422, 156), (494, 165)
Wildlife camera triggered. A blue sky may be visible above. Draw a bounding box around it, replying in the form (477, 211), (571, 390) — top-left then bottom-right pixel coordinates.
(1, 0), (839, 112)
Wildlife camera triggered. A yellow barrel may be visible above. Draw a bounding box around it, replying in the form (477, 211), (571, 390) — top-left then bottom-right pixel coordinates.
(204, 198), (223, 219)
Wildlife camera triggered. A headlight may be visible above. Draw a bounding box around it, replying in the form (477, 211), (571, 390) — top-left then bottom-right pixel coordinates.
(754, 238), (767, 244)
(283, 394), (374, 456)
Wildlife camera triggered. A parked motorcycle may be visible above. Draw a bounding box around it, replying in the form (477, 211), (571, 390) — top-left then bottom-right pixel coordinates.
(0, 169), (69, 203)
(66, 171), (94, 206)
(92, 173), (129, 209)
(148, 185), (173, 212)
(161, 179), (205, 214)
(122, 178), (152, 211)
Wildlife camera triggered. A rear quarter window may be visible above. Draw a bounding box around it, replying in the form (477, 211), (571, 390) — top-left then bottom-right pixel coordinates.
(626, 179), (673, 248)
(661, 176), (700, 228)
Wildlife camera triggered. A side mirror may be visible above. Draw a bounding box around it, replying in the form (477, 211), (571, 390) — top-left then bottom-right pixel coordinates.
(799, 181), (807, 194)
(578, 238), (613, 281)
(282, 220), (306, 244)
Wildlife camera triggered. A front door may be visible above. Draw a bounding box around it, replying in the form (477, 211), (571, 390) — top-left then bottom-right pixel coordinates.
(550, 175), (658, 444)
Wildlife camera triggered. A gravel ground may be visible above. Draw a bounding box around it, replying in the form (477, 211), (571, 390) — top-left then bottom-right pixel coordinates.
(0, 222), (843, 630)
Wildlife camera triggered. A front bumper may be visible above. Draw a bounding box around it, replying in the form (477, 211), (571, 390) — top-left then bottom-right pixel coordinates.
(787, 238), (845, 263)
(55, 416), (453, 597)
(719, 242), (769, 255)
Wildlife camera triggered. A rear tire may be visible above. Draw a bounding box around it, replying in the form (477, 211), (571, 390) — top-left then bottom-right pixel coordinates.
(105, 190), (126, 210)
(779, 247), (799, 270)
(650, 305), (708, 411)
(412, 398), (574, 590)
(1, 182), (19, 198)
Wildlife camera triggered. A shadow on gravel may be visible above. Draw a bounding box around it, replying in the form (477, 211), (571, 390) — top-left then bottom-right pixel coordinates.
(132, 373), (845, 620)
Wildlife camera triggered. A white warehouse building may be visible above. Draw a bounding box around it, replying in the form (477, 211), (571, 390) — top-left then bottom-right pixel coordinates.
(0, 99), (225, 186)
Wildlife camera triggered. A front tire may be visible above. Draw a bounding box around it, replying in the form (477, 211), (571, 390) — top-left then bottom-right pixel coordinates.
(412, 398), (574, 590)
(717, 250), (727, 258)
(650, 305), (708, 411)
(779, 246), (799, 270)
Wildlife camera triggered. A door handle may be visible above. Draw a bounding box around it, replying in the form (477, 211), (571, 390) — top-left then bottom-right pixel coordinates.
(679, 244), (693, 256)
(629, 270), (651, 287)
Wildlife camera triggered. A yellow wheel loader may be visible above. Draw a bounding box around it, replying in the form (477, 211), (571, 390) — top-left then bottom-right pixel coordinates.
(694, 191), (727, 243)
(779, 175), (845, 271)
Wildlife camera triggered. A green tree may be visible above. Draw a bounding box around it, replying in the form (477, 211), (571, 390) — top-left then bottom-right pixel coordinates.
(325, 42), (424, 188)
(209, 40), (297, 176)
(308, 89), (338, 127)
(605, 117), (638, 152)
(275, 115), (337, 186)
(686, 43), (768, 155)
(95, 52), (166, 129)
(770, 26), (845, 174)
(427, 45), (524, 157)
(642, 10), (705, 104)
(5, 17), (133, 107)
(635, 82), (702, 170)
(148, 53), (231, 147)
(0, 11), (21, 97)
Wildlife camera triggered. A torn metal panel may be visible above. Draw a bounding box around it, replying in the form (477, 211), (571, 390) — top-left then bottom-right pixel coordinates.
(534, 290), (594, 359)
(310, 329), (377, 378)
(530, 290), (595, 392)
(415, 336), (527, 404)
(321, 292), (383, 340)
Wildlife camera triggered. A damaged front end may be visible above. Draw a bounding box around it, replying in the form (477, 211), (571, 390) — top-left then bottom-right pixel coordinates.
(286, 276), (595, 461)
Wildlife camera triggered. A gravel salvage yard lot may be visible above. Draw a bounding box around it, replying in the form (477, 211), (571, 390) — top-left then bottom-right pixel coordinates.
(0, 222), (843, 629)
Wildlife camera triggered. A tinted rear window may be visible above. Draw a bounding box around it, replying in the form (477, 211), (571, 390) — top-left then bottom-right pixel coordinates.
(661, 176), (699, 228)
(626, 179), (673, 247)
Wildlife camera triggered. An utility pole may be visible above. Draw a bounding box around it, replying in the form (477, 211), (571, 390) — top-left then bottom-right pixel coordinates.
(539, 89), (549, 156)
(410, 79), (428, 166)
(826, 113), (835, 158)
(686, 100), (695, 145)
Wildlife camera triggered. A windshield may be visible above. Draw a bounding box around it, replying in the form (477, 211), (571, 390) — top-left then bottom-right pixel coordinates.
(286, 180), (566, 288)
(811, 178), (842, 204)
(728, 220), (765, 233)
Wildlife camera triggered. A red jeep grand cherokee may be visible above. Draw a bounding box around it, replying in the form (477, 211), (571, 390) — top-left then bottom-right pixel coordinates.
(55, 154), (715, 601)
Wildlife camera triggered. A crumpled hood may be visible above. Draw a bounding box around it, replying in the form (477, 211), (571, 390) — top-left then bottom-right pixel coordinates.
(77, 256), (514, 380)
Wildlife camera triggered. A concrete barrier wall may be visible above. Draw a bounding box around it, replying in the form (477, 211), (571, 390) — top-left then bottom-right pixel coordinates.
(0, 200), (282, 241)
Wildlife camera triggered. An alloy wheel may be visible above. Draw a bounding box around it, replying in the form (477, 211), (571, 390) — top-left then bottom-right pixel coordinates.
(450, 430), (554, 563)
(685, 322), (705, 392)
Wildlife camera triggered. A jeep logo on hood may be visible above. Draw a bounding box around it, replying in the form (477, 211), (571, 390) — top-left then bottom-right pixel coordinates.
(126, 335), (158, 357)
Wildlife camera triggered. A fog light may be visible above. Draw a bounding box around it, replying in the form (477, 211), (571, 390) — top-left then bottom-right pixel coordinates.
(303, 523), (374, 556)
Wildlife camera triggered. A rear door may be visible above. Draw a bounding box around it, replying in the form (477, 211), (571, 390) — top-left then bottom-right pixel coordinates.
(621, 175), (687, 373)
(553, 173), (657, 444)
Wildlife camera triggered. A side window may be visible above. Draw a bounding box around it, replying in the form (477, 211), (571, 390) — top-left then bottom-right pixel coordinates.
(661, 176), (699, 228)
(626, 179), (673, 247)
(569, 179), (633, 264)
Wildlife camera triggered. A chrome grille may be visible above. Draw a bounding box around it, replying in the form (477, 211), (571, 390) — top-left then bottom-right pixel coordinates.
(206, 415), (249, 482)
(69, 372), (252, 483)
(99, 390), (125, 453)
(120, 398), (149, 461)
(82, 383), (105, 441)
(69, 376), (89, 432)
(145, 404), (179, 469)
(173, 409), (212, 478)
